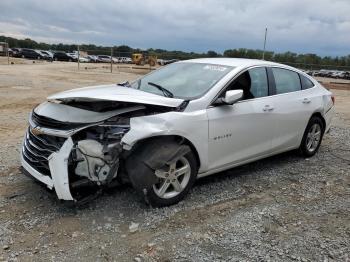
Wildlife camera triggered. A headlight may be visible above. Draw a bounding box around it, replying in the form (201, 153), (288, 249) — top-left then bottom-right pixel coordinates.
(73, 116), (130, 143)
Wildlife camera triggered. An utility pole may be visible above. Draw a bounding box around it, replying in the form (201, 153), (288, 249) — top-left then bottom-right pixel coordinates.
(77, 45), (80, 70)
(6, 42), (9, 65)
(110, 47), (113, 73)
(262, 27), (267, 60)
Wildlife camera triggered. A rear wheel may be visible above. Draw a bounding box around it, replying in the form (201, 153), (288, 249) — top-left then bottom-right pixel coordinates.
(299, 116), (324, 157)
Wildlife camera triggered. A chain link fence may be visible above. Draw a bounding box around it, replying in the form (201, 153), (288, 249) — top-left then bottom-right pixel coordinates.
(3, 44), (350, 78)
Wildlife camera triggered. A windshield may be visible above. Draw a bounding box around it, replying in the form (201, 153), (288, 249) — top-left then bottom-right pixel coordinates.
(130, 62), (234, 99)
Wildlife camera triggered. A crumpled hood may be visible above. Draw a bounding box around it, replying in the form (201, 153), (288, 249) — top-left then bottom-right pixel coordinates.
(48, 84), (184, 108)
(34, 101), (145, 123)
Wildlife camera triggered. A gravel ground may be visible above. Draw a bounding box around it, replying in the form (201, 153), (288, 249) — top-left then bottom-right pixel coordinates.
(0, 59), (349, 261)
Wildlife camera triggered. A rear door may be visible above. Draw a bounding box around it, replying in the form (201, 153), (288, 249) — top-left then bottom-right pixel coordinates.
(267, 67), (316, 151)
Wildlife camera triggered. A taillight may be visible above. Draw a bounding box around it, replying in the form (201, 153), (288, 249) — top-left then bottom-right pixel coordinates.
(331, 95), (335, 105)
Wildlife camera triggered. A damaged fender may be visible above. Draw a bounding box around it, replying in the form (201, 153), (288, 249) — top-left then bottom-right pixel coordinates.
(125, 137), (191, 191)
(122, 110), (209, 173)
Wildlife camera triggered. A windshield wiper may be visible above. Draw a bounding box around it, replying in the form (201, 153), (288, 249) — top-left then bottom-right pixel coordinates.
(148, 82), (174, 98)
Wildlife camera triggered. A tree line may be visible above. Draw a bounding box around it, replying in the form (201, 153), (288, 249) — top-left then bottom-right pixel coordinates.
(1, 35), (349, 69)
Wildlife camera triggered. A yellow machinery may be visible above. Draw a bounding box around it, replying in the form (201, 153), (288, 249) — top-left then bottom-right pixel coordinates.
(132, 52), (157, 66)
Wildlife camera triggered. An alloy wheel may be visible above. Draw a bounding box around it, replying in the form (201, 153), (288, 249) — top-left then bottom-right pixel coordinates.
(306, 123), (322, 152)
(153, 157), (191, 199)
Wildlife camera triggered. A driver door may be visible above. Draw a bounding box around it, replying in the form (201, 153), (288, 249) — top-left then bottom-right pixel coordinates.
(207, 67), (276, 170)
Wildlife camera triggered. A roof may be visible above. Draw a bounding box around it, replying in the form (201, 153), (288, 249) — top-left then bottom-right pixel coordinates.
(182, 57), (283, 68)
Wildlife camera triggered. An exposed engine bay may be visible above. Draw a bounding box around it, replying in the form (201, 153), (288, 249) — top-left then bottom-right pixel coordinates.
(22, 91), (190, 202)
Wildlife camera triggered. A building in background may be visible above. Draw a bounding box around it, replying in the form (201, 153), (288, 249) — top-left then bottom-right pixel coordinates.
(0, 42), (9, 56)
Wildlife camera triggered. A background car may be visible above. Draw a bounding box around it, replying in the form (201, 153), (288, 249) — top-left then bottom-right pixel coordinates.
(97, 55), (111, 63)
(117, 57), (132, 64)
(19, 48), (45, 60)
(78, 57), (90, 63)
(53, 52), (77, 62)
(97, 55), (118, 63)
(7, 48), (13, 56)
(36, 50), (52, 61)
(66, 52), (78, 59)
(11, 48), (22, 57)
(86, 55), (99, 62)
(39, 50), (54, 60)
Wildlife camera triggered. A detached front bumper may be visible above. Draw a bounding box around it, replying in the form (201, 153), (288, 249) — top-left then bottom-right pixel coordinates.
(21, 131), (75, 201)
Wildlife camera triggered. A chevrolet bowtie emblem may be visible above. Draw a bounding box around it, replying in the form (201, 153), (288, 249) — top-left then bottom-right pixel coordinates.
(31, 127), (44, 136)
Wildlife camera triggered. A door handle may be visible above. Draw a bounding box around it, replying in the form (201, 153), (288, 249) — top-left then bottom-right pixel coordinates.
(263, 105), (274, 112)
(303, 98), (311, 104)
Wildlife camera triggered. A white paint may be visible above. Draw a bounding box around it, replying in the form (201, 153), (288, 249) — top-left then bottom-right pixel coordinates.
(48, 84), (184, 108)
(35, 101), (145, 124)
(48, 137), (74, 201)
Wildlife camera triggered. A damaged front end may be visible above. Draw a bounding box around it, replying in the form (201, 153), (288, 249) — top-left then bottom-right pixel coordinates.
(21, 97), (180, 202)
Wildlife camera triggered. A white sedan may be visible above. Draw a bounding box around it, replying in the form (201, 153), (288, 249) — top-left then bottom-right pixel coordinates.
(21, 58), (334, 206)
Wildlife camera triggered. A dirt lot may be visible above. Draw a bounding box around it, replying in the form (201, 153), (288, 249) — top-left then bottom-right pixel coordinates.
(0, 58), (349, 262)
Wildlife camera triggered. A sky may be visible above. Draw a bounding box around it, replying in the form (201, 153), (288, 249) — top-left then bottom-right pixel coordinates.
(0, 0), (349, 56)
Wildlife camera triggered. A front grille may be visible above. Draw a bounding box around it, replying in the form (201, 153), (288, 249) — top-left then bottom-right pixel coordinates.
(32, 111), (84, 130)
(22, 128), (66, 176)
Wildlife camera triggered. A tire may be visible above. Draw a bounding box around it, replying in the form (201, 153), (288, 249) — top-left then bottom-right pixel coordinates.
(299, 116), (324, 157)
(128, 142), (197, 207)
(21, 55), (25, 58)
(54, 57), (58, 61)
(68, 59), (72, 62)
(37, 56), (40, 60)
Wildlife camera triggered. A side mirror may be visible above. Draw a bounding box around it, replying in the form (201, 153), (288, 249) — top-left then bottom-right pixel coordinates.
(224, 90), (243, 104)
(215, 90), (243, 105)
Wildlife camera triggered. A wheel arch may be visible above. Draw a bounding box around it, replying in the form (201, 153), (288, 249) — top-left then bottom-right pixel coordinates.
(310, 111), (326, 131)
(128, 135), (201, 171)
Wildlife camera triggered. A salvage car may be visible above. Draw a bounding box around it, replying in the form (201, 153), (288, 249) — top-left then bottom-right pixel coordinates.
(21, 58), (334, 206)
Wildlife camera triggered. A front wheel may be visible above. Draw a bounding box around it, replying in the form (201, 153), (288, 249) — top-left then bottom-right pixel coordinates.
(150, 155), (195, 205)
(127, 142), (197, 207)
(299, 116), (324, 157)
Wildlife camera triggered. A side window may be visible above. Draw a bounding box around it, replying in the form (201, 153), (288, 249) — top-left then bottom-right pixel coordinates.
(225, 67), (268, 100)
(300, 74), (314, 90)
(272, 68), (301, 94)
(248, 67), (268, 98)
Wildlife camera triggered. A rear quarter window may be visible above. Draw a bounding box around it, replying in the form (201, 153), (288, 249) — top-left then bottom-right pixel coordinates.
(300, 74), (315, 90)
(272, 68), (301, 94)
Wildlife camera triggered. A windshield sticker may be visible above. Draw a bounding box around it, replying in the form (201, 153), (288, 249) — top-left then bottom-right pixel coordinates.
(203, 65), (228, 72)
